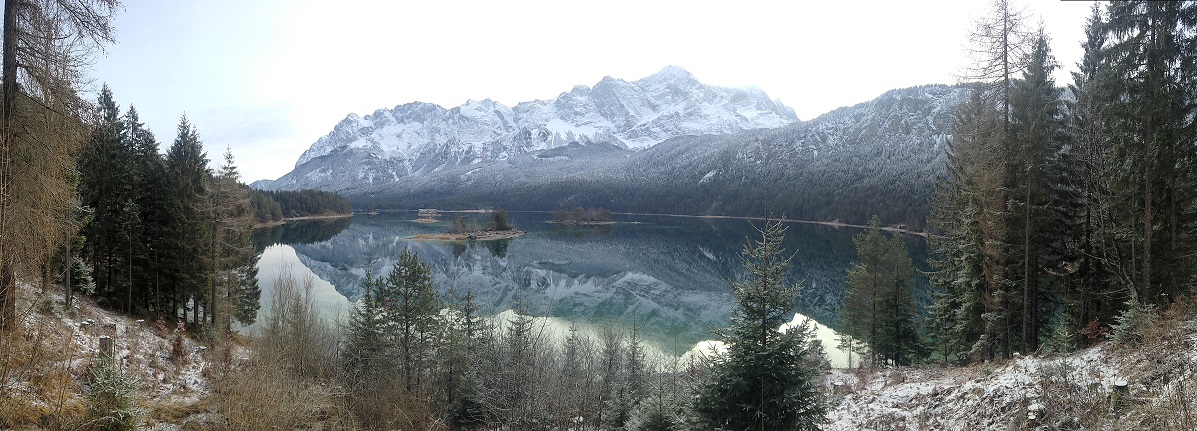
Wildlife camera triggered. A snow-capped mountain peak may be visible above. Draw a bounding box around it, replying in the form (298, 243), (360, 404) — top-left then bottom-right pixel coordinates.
(280, 67), (798, 187)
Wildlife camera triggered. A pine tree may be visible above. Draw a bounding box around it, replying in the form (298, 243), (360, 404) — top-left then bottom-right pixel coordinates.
(694, 218), (826, 430)
(1100, 0), (1197, 307)
(162, 116), (211, 324)
(840, 216), (922, 366)
(376, 248), (441, 393)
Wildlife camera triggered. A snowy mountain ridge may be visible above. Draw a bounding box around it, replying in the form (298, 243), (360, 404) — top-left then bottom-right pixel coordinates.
(284, 66), (796, 180)
(258, 68), (970, 227)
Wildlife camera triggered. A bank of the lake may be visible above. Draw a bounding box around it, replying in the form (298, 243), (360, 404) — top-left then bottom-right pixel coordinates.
(253, 212), (353, 228)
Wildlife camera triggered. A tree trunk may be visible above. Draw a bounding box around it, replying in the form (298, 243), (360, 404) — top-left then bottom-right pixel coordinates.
(0, 0), (19, 331)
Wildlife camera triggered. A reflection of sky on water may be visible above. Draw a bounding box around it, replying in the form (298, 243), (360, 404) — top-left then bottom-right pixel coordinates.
(253, 212), (929, 358)
(243, 245), (350, 335)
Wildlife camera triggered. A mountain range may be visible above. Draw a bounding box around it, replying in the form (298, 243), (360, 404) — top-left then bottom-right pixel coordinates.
(254, 67), (968, 228)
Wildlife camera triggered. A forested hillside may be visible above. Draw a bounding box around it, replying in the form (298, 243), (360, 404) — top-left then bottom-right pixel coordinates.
(927, 1), (1197, 363)
(249, 189), (353, 224)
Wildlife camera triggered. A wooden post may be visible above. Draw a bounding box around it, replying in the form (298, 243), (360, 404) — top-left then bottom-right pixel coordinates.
(1112, 378), (1129, 411)
(98, 335), (114, 359)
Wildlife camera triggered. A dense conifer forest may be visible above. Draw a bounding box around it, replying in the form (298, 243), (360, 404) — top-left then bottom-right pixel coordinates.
(250, 189), (353, 224)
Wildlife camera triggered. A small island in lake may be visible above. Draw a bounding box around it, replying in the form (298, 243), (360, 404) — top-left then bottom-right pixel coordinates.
(548, 207), (615, 226)
(411, 209), (526, 241)
(414, 208), (440, 223)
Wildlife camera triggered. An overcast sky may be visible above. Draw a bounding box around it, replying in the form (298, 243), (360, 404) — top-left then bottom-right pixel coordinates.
(89, 0), (1096, 183)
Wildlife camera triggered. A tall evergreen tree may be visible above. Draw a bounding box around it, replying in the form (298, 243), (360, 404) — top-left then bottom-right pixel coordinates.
(839, 215), (887, 366)
(928, 88), (1003, 362)
(694, 218), (826, 430)
(840, 216), (922, 366)
(124, 106), (168, 316)
(343, 269), (396, 401)
(441, 288), (490, 428)
(78, 85), (134, 307)
(1064, 4), (1122, 346)
(1100, 0), (1197, 307)
(875, 232), (923, 365)
(378, 248), (441, 393)
(1007, 30), (1074, 353)
(163, 115), (211, 324)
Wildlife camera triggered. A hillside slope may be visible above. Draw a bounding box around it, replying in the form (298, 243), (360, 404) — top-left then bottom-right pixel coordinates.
(0, 283), (230, 429)
(825, 307), (1197, 430)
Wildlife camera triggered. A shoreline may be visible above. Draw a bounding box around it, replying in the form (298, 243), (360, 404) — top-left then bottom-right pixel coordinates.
(353, 209), (925, 237)
(253, 213), (353, 228)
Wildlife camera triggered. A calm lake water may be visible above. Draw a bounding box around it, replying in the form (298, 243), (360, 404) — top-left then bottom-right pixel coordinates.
(250, 212), (931, 357)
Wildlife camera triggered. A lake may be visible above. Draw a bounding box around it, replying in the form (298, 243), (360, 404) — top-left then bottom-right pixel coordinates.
(250, 212), (931, 359)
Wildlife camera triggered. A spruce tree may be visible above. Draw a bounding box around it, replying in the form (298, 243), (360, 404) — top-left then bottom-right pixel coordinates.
(163, 116), (211, 324)
(694, 218), (826, 430)
(442, 289), (489, 428)
(928, 88), (1005, 362)
(78, 85), (134, 306)
(209, 148), (258, 332)
(343, 269), (394, 393)
(1008, 30), (1073, 353)
(839, 215), (888, 366)
(1064, 5), (1126, 337)
(840, 216), (922, 366)
(875, 232), (922, 365)
(1100, 0), (1197, 307)
(125, 106), (168, 315)
(377, 248), (441, 393)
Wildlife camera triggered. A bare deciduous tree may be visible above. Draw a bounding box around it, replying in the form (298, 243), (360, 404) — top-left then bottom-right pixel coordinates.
(0, 0), (119, 330)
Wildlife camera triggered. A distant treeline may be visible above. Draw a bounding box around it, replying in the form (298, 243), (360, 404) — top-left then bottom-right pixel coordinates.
(250, 189), (352, 223)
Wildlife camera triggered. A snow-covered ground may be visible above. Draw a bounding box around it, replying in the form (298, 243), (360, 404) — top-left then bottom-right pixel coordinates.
(6, 283), (237, 428)
(825, 322), (1197, 430)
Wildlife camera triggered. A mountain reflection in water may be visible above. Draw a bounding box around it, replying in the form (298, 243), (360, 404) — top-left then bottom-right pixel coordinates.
(253, 212), (930, 355)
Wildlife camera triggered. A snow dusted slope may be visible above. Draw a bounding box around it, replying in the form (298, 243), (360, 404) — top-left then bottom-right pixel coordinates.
(826, 319), (1197, 430)
(263, 66), (797, 192)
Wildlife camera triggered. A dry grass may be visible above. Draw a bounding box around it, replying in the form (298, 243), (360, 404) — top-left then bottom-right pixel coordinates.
(209, 355), (350, 430)
(0, 295), (89, 430)
(1035, 296), (1197, 430)
(206, 268), (358, 430)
